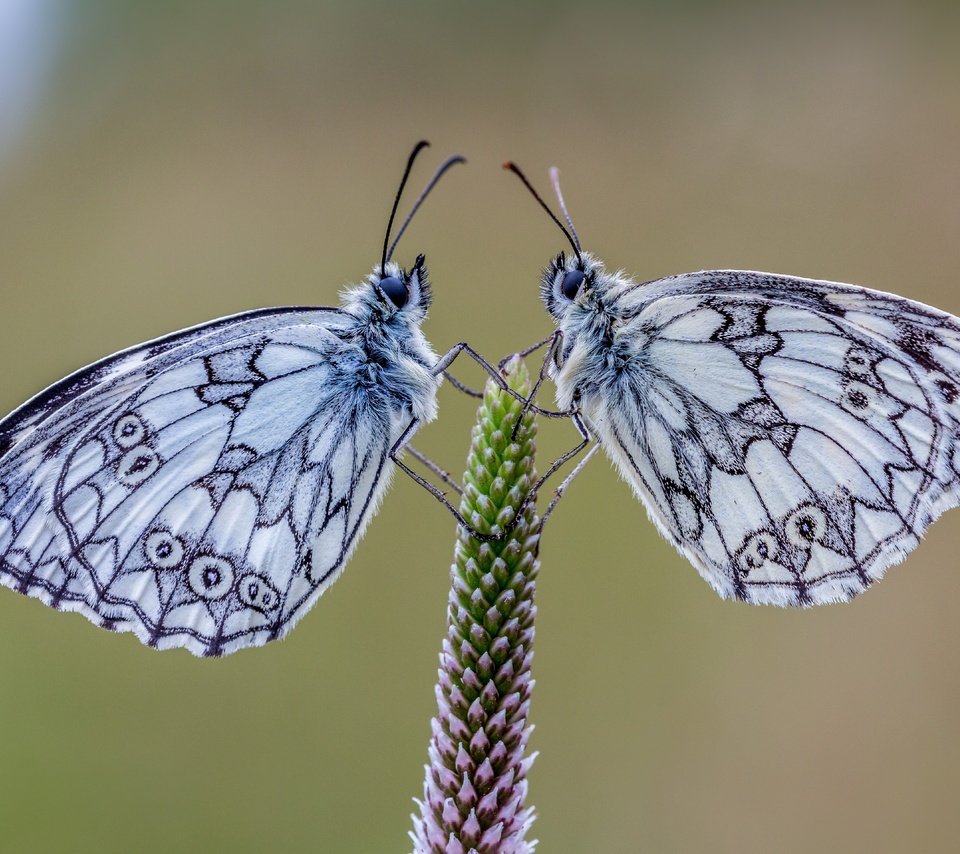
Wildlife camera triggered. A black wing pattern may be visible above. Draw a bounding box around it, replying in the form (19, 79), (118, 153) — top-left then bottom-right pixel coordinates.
(592, 271), (960, 605)
(0, 308), (406, 654)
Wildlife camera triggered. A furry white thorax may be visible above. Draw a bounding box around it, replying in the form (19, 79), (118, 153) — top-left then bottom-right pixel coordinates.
(336, 261), (440, 424)
(544, 251), (642, 413)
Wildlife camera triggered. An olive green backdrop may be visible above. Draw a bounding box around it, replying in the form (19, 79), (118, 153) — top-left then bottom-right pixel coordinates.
(1, 2), (959, 852)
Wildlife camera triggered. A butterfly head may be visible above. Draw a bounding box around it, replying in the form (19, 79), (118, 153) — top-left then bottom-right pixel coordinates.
(357, 255), (432, 321)
(541, 250), (607, 320)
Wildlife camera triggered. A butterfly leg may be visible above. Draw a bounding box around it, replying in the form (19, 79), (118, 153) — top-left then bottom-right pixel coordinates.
(389, 416), (503, 541)
(497, 332), (557, 370)
(433, 342), (569, 419)
(511, 331), (565, 440)
(540, 443), (601, 529)
(504, 403), (598, 533)
(433, 342), (519, 400)
(418, 345), (596, 538)
(527, 403), (594, 500)
(406, 445), (463, 496)
(441, 371), (484, 399)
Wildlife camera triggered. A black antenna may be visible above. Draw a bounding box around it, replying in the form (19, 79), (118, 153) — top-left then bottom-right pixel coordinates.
(381, 140), (431, 277)
(386, 154), (467, 262)
(503, 161), (582, 265)
(549, 166), (582, 256)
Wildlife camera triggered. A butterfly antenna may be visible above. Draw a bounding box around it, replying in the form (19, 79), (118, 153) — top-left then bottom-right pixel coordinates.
(386, 154), (467, 262)
(382, 140), (431, 277)
(503, 161), (582, 265)
(549, 166), (582, 256)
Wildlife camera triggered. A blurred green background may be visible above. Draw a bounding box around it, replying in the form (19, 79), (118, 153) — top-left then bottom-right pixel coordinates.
(1, 2), (959, 852)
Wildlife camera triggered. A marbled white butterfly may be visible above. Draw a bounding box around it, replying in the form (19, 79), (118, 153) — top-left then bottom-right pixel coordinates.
(0, 142), (502, 656)
(507, 162), (960, 606)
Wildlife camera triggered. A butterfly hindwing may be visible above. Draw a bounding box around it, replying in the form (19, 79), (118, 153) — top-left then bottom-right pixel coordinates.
(593, 271), (960, 605)
(0, 307), (407, 655)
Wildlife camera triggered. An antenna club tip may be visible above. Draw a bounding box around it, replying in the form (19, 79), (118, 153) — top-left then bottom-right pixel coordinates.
(502, 160), (516, 170)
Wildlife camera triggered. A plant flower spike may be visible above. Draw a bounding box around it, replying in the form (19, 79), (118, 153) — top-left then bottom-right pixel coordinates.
(411, 356), (540, 854)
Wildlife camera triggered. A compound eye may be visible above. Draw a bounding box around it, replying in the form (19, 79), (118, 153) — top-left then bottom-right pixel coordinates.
(560, 270), (585, 300)
(378, 275), (408, 308)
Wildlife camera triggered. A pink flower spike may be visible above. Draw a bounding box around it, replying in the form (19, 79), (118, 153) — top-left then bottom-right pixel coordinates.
(410, 357), (539, 854)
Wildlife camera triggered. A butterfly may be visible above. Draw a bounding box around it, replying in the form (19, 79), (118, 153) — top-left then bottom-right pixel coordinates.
(0, 141), (506, 657)
(505, 162), (960, 606)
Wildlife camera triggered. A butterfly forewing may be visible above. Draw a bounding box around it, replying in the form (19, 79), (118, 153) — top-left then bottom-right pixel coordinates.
(581, 271), (960, 604)
(0, 306), (410, 655)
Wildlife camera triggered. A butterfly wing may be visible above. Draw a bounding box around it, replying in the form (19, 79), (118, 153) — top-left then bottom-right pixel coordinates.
(590, 271), (960, 605)
(0, 307), (409, 654)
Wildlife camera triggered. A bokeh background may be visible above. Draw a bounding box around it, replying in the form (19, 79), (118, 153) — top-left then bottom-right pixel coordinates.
(1, 2), (959, 852)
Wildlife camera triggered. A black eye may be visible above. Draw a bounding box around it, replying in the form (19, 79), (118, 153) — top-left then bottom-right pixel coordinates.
(561, 270), (585, 300)
(378, 276), (408, 308)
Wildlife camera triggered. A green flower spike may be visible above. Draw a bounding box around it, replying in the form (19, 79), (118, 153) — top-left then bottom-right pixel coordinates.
(411, 356), (540, 854)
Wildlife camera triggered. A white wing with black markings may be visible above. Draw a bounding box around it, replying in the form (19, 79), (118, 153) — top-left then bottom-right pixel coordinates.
(0, 306), (414, 655)
(581, 270), (960, 604)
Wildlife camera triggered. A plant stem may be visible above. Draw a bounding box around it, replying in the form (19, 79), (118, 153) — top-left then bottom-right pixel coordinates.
(411, 356), (540, 854)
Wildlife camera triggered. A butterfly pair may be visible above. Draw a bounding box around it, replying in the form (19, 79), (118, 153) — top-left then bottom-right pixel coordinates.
(2, 142), (959, 656)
